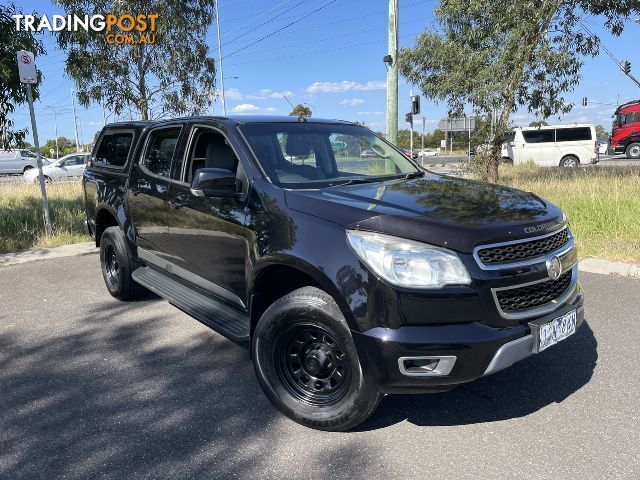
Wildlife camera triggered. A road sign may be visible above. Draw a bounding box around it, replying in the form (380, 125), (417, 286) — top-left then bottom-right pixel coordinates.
(437, 117), (476, 132)
(16, 50), (52, 237)
(331, 141), (347, 149)
(440, 139), (447, 148)
(17, 50), (37, 84)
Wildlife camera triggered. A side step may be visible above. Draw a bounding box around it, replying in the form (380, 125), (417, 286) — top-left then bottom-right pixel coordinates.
(132, 266), (250, 342)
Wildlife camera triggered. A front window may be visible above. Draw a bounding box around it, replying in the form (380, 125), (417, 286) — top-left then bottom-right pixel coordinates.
(240, 123), (419, 188)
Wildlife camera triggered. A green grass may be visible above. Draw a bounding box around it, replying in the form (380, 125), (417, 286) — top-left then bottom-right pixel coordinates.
(496, 163), (640, 262)
(0, 180), (90, 254)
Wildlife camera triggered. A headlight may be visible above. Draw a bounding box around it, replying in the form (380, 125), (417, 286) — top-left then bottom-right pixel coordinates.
(346, 230), (471, 288)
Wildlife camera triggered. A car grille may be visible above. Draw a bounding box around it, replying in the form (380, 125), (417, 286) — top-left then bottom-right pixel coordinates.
(495, 270), (573, 313)
(477, 228), (570, 266)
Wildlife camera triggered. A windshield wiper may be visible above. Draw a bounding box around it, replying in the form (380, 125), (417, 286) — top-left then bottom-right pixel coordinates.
(403, 170), (425, 179)
(327, 177), (381, 187)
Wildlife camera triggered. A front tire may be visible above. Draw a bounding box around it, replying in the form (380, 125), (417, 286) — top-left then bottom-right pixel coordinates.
(99, 226), (142, 300)
(626, 142), (640, 160)
(252, 286), (382, 431)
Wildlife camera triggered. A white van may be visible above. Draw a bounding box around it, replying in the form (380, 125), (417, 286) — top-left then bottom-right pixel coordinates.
(505, 124), (598, 167)
(0, 149), (50, 174)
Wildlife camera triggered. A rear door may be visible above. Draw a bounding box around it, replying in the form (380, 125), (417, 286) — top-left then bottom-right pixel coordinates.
(128, 125), (185, 262)
(555, 126), (593, 164)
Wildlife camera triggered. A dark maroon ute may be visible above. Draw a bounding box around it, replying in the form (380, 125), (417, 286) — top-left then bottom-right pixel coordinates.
(82, 116), (584, 431)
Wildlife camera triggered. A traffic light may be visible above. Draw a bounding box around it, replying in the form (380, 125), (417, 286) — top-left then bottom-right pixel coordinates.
(411, 95), (420, 115)
(623, 61), (631, 75)
(582, 97), (588, 107)
(405, 112), (413, 126)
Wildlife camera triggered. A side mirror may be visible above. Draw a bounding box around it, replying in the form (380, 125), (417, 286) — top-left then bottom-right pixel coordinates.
(191, 168), (238, 197)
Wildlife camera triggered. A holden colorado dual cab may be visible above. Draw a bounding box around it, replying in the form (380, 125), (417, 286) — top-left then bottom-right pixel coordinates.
(82, 116), (584, 431)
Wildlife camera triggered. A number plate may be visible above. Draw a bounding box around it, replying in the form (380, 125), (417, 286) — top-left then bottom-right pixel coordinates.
(538, 309), (577, 352)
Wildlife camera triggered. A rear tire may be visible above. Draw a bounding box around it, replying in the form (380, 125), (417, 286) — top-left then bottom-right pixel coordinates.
(560, 155), (579, 168)
(626, 142), (640, 160)
(99, 226), (143, 300)
(252, 286), (382, 431)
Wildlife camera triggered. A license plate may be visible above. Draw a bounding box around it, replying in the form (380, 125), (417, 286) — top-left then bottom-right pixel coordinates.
(538, 309), (577, 352)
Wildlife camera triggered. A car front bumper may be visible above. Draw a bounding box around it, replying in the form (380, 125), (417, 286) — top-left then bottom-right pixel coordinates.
(352, 288), (584, 394)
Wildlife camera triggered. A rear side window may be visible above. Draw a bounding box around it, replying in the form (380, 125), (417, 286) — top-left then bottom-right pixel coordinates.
(556, 127), (592, 142)
(95, 132), (134, 167)
(141, 127), (181, 178)
(522, 130), (555, 143)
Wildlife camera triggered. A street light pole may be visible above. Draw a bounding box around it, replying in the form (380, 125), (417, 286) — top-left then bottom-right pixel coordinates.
(46, 106), (59, 159)
(214, 0), (227, 116)
(70, 89), (80, 152)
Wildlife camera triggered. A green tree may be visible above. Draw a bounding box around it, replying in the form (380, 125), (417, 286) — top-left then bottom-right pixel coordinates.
(529, 120), (549, 127)
(53, 0), (216, 120)
(400, 0), (639, 182)
(0, 3), (45, 150)
(289, 104), (312, 117)
(41, 136), (75, 158)
(595, 124), (609, 141)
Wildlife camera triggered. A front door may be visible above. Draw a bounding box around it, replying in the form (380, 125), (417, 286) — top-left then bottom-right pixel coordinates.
(165, 125), (250, 308)
(128, 125), (183, 261)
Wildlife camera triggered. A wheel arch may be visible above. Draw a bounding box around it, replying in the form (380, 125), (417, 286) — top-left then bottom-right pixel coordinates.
(94, 205), (121, 246)
(249, 258), (355, 340)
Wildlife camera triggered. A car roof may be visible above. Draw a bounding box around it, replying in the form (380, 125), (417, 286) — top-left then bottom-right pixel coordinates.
(105, 116), (357, 129)
(517, 124), (595, 131)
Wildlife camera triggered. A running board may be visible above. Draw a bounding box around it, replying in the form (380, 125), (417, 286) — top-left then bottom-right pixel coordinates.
(132, 266), (250, 342)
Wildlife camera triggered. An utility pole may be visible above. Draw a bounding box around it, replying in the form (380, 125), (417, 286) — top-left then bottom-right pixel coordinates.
(385, 0), (398, 145)
(46, 106), (59, 159)
(421, 116), (425, 153)
(214, 0), (227, 115)
(409, 89), (414, 155)
(71, 89), (80, 152)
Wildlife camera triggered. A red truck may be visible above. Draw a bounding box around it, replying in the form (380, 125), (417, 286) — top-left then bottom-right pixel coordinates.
(611, 100), (640, 159)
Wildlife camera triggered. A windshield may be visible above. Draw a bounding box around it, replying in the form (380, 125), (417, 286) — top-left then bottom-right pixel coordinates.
(240, 123), (419, 188)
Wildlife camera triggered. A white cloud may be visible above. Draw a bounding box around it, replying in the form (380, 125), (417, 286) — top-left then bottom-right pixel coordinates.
(307, 80), (385, 93)
(231, 103), (261, 114)
(225, 88), (243, 100)
(247, 89), (293, 100)
(340, 98), (365, 106)
(264, 107), (278, 113)
(357, 111), (384, 115)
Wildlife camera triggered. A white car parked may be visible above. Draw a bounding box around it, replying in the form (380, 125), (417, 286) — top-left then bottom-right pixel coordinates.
(505, 124), (598, 167)
(23, 153), (89, 184)
(0, 149), (51, 174)
(417, 148), (439, 157)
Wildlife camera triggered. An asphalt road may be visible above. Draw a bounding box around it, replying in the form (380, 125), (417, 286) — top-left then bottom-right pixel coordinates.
(1, 254), (639, 479)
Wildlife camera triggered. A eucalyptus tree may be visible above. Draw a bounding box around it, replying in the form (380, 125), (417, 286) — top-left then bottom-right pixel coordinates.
(54, 0), (217, 120)
(400, 0), (639, 181)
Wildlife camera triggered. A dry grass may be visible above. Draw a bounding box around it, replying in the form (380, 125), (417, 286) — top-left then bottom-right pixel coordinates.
(0, 179), (90, 254)
(497, 163), (640, 262)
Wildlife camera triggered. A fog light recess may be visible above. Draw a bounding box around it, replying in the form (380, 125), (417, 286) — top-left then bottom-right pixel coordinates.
(398, 356), (456, 376)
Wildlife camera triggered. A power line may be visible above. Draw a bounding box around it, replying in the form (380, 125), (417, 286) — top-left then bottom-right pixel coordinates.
(221, 0), (303, 41)
(222, 0), (340, 59)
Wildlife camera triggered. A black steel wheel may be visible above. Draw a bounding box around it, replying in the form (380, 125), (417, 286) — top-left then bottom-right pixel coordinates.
(275, 324), (352, 407)
(252, 286), (383, 431)
(99, 226), (143, 300)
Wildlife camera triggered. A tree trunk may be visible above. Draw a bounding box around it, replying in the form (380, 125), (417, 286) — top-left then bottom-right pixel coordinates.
(136, 48), (149, 121)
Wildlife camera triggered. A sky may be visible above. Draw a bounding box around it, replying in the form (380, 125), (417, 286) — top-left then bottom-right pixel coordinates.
(8, 0), (640, 147)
